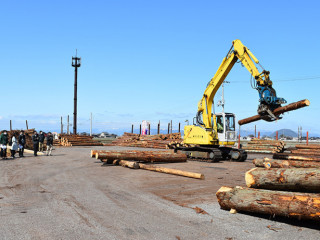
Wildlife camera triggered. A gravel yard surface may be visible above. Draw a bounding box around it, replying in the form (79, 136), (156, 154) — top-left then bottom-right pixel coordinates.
(0, 146), (319, 239)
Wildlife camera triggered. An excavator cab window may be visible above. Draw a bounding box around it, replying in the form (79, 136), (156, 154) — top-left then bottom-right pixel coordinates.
(216, 116), (224, 133)
(225, 115), (235, 131)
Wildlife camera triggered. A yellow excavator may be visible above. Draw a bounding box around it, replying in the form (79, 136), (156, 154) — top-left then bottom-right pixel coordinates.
(176, 40), (286, 162)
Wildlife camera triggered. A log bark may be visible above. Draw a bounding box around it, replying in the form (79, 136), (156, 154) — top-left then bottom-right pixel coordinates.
(273, 153), (320, 161)
(291, 150), (320, 156)
(253, 158), (320, 168)
(245, 167), (320, 191)
(238, 99), (310, 125)
(95, 150), (187, 163)
(253, 158), (288, 168)
(244, 150), (273, 153)
(91, 150), (111, 158)
(216, 186), (320, 221)
(296, 145), (320, 150)
(138, 163), (204, 179)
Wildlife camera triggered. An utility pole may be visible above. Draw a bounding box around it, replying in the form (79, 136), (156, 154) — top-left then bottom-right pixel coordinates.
(217, 81), (230, 113)
(72, 50), (81, 135)
(61, 116), (63, 134)
(90, 112), (92, 136)
(67, 115), (70, 135)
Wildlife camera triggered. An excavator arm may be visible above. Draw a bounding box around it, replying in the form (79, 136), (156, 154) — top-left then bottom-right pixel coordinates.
(197, 39), (286, 130)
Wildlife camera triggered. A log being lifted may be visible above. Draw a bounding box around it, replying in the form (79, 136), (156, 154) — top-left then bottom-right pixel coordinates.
(216, 186), (320, 221)
(254, 158), (320, 168)
(238, 99), (310, 125)
(273, 153), (320, 161)
(95, 150), (187, 163)
(245, 167), (320, 192)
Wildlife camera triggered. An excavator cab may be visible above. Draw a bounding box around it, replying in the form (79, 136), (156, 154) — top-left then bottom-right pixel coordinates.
(215, 113), (236, 145)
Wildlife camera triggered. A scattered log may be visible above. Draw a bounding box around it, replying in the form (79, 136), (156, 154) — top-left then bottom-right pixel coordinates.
(138, 163), (204, 179)
(273, 153), (320, 161)
(245, 167), (320, 192)
(253, 158), (320, 168)
(238, 99), (310, 125)
(119, 160), (140, 169)
(253, 158), (288, 168)
(216, 186), (320, 221)
(95, 150), (187, 163)
(91, 150), (111, 158)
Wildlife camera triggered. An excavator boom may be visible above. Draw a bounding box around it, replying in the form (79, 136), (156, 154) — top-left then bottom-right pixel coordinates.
(197, 39), (286, 130)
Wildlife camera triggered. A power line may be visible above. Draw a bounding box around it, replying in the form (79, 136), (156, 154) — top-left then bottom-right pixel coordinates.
(232, 75), (320, 83)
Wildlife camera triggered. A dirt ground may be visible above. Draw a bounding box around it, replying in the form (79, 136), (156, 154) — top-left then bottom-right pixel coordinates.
(0, 146), (319, 240)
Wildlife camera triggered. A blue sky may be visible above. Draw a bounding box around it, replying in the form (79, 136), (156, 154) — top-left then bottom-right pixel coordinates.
(0, 0), (319, 135)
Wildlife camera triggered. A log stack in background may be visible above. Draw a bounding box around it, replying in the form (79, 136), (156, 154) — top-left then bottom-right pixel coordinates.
(59, 134), (103, 147)
(273, 144), (320, 161)
(110, 132), (182, 149)
(243, 138), (285, 154)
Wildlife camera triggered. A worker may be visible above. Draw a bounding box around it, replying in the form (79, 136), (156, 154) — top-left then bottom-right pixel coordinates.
(11, 133), (18, 158)
(32, 131), (40, 156)
(217, 118), (224, 133)
(18, 131), (26, 157)
(46, 132), (53, 156)
(39, 131), (45, 152)
(0, 130), (8, 159)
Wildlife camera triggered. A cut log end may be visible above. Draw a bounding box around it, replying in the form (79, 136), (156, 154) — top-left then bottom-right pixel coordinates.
(245, 168), (256, 188)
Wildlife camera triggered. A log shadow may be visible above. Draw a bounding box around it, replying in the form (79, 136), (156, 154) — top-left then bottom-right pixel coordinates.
(238, 211), (320, 230)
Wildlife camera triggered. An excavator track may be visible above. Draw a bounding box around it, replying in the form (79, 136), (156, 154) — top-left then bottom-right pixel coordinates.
(173, 145), (247, 162)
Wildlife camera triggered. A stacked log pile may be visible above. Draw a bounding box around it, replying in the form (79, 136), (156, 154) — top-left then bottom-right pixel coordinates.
(216, 148), (320, 221)
(273, 144), (320, 161)
(243, 138), (285, 153)
(60, 135), (103, 147)
(91, 149), (204, 179)
(111, 132), (182, 149)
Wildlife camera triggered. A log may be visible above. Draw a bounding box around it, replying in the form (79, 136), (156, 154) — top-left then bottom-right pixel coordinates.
(296, 145), (320, 150)
(95, 150), (187, 163)
(253, 158), (288, 168)
(245, 167), (320, 191)
(244, 149), (273, 154)
(253, 158), (320, 168)
(138, 163), (204, 179)
(291, 150), (320, 156)
(91, 150), (109, 158)
(273, 153), (320, 161)
(238, 99), (310, 125)
(216, 186), (320, 221)
(119, 160), (140, 169)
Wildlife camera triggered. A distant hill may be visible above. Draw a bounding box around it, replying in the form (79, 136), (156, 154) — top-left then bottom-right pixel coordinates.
(270, 129), (298, 138)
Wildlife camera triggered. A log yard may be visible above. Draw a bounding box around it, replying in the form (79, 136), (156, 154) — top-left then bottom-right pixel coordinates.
(1, 1), (320, 240)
